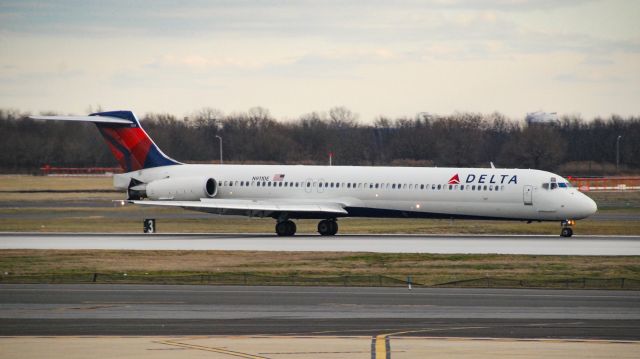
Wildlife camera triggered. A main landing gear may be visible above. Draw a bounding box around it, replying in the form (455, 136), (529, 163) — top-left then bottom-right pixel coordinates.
(275, 220), (296, 236)
(560, 219), (575, 237)
(318, 219), (338, 236)
(273, 218), (339, 236)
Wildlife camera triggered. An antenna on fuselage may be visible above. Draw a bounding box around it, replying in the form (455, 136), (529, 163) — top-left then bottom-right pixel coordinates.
(490, 162), (496, 169)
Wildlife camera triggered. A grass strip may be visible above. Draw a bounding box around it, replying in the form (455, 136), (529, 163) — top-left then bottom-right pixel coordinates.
(1, 250), (638, 289)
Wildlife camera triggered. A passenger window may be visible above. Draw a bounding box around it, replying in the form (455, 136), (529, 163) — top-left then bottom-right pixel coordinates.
(437, 185), (441, 190)
(460, 185), (464, 190)
(330, 182), (334, 188)
(336, 183), (340, 188)
(420, 184), (424, 190)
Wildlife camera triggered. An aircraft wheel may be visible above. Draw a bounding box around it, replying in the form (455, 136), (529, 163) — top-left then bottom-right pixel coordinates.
(276, 220), (296, 236)
(329, 220), (338, 235)
(285, 220), (297, 236)
(560, 227), (573, 238)
(318, 219), (338, 236)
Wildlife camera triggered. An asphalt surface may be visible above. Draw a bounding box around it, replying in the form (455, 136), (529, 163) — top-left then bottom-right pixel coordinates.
(1, 284), (639, 339)
(1, 233), (640, 255)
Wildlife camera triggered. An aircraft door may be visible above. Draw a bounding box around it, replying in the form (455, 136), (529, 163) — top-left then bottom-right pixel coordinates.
(523, 185), (533, 205)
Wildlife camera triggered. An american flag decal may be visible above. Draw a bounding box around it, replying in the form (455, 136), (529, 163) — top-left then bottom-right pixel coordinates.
(273, 173), (285, 181)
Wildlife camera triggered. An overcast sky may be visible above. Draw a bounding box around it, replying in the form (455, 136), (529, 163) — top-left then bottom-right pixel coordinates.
(1, 0), (638, 121)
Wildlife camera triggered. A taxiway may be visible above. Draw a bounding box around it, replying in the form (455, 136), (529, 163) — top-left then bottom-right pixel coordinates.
(1, 284), (639, 339)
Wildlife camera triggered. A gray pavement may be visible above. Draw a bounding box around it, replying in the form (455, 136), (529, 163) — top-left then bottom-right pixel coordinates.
(1, 284), (639, 339)
(1, 232), (640, 255)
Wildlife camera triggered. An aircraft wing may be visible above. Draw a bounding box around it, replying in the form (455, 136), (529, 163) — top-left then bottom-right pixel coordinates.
(128, 198), (348, 217)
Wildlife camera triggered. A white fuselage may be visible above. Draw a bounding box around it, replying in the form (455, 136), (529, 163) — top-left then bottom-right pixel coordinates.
(115, 164), (597, 221)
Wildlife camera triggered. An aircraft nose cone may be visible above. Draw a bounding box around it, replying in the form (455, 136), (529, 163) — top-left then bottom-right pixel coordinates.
(586, 196), (598, 216)
(577, 194), (598, 218)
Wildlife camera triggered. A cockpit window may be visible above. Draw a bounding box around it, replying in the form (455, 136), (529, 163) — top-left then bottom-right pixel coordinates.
(543, 181), (569, 190)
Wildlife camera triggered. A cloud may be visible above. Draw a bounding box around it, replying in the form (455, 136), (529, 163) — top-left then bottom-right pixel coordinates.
(146, 54), (281, 70)
(554, 72), (622, 83)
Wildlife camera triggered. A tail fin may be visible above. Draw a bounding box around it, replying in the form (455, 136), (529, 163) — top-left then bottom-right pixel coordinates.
(30, 110), (180, 172)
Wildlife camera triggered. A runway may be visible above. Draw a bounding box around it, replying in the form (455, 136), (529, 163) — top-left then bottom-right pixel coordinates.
(1, 233), (640, 255)
(1, 284), (639, 339)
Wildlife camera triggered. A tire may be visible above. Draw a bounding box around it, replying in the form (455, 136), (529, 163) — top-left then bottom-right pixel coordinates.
(560, 227), (573, 237)
(318, 220), (331, 236)
(276, 222), (287, 236)
(328, 220), (338, 235)
(276, 220), (296, 236)
(285, 220), (297, 236)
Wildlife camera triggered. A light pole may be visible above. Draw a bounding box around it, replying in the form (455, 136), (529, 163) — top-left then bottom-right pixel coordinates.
(616, 135), (622, 172)
(215, 135), (223, 164)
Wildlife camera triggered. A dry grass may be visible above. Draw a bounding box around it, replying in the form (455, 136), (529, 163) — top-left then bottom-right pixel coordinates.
(1, 249), (638, 285)
(0, 175), (113, 191)
(1, 216), (639, 235)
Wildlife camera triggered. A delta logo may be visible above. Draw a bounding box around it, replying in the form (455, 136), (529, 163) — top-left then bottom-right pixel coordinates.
(448, 173), (518, 185)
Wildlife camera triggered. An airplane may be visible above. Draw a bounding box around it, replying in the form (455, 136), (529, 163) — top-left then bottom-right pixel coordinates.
(30, 110), (597, 237)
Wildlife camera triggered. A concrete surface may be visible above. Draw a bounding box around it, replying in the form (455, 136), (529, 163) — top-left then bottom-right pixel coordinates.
(1, 232), (639, 255)
(1, 336), (638, 359)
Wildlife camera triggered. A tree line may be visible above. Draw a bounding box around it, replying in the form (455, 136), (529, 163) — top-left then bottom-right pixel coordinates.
(1, 107), (638, 176)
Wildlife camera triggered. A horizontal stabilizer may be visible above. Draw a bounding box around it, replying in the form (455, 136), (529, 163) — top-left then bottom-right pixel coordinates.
(30, 115), (133, 124)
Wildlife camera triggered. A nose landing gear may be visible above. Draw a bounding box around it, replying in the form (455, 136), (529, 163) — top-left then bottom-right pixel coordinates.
(560, 220), (575, 237)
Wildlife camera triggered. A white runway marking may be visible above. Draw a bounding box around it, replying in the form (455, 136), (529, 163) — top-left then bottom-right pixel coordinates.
(1, 233), (639, 255)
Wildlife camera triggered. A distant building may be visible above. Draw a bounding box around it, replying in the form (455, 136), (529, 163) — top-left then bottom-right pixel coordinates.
(526, 111), (560, 126)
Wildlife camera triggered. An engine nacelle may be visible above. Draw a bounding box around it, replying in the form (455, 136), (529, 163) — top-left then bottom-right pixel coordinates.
(146, 177), (217, 201)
